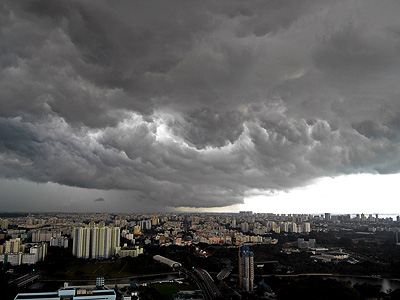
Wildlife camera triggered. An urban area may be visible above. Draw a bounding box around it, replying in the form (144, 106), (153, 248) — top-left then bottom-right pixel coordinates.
(1, 211), (400, 300)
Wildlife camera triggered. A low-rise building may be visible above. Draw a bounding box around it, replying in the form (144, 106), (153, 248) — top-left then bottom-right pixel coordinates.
(14, 286), (116, 300)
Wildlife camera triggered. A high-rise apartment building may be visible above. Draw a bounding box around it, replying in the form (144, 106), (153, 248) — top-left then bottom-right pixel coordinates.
(90, 227), (99, 259)
(0, 218), (9, 229)
(72, 227), (91, 259)
(325, 213), (331, 221)
(139, 220), (152, 230)
(5, 238), (21, 253)
(110, 227), (120, 256)
(239, 246), (254, 291)
(73, 226), (120, 259)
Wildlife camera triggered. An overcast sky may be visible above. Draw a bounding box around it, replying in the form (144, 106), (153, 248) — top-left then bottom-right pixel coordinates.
(1, 0), (400, 213)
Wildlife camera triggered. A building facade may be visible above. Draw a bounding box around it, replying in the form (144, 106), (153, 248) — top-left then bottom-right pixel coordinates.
(239, 246), (254, 292)
(72, 226), (120, 259)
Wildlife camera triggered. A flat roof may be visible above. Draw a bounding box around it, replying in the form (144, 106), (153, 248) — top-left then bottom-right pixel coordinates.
(15, 289), (115, 299)
(15, 293), (58, 299)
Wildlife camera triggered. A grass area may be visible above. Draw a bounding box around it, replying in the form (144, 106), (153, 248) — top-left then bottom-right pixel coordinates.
(50, 259), (140, 279)
(150, 282), (196, 300)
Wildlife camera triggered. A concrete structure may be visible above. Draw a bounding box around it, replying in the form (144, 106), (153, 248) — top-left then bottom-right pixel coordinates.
(50, 236), (69, 248)
(298, 238), (316, 249)
(72, 227), (90, 259)
(32, 231), (62, 242)
(0, 243), (47, 266)
(14, 286), (116, 300)
(5, 238), (21, 253)
(153, 255), (182, 268)
(239, 246), (254, 292)
(96, 277), (105, 288)
(0, 218), (9, 229)
(72, 226), (120, 259)
(116, 246), (143, 258)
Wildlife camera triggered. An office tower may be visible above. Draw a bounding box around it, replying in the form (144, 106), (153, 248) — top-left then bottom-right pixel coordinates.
(239, 246), (254, 291)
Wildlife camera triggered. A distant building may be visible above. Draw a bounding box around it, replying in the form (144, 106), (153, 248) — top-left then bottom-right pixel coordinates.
(297, 238), (316, 249)
(116, 245), (143, 258)
(0, 243), (47, 266)
(239, 246), (254, 292)
(139, 220), (152, 230)
(325, 213), (331, 221)
(0, 218), (9, 230)
(303, 222), (311, 233)
(32, 230), (62, 242)
(239, 211), (253, 216)
(240, 222), (249, 232)
(50, 236), (69, 248)
(5, 238), (21, 253)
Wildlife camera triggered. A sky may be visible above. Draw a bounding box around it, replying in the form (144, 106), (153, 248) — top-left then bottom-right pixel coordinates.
(1, 0), (400, 214)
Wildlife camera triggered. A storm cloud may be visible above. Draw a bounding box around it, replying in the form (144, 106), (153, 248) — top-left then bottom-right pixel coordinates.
(1, 0), (400, 209)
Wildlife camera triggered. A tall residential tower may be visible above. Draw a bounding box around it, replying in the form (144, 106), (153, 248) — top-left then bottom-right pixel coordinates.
(239, 246), (254, 291)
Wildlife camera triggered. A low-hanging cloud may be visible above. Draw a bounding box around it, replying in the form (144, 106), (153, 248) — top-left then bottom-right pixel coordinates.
(1, 0), (400, 208)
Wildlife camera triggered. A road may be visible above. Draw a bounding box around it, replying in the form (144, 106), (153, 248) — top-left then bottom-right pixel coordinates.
(177, 266), (224, 300)
(9, 272), (41, 287)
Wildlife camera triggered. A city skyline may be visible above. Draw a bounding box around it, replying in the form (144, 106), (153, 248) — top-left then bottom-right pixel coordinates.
(1, 1), (400, 214)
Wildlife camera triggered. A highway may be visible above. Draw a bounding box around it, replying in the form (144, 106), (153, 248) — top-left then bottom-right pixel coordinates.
(177, 266), (224, 300)
(194, 268), (223, 299)
(8, 272), (41, 287)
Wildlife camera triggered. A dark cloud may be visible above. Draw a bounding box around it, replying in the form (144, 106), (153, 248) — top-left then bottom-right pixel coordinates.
(1, 0), (400, 209)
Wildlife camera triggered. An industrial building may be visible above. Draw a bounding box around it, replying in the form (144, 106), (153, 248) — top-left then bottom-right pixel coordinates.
(14, 286), (116, 300)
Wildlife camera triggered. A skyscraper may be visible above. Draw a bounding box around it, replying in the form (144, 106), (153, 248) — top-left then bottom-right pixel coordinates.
(239, 245), (254, 291)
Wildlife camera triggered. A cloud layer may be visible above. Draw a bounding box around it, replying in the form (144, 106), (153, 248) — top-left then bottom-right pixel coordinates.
(1, 0), (400, 208)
